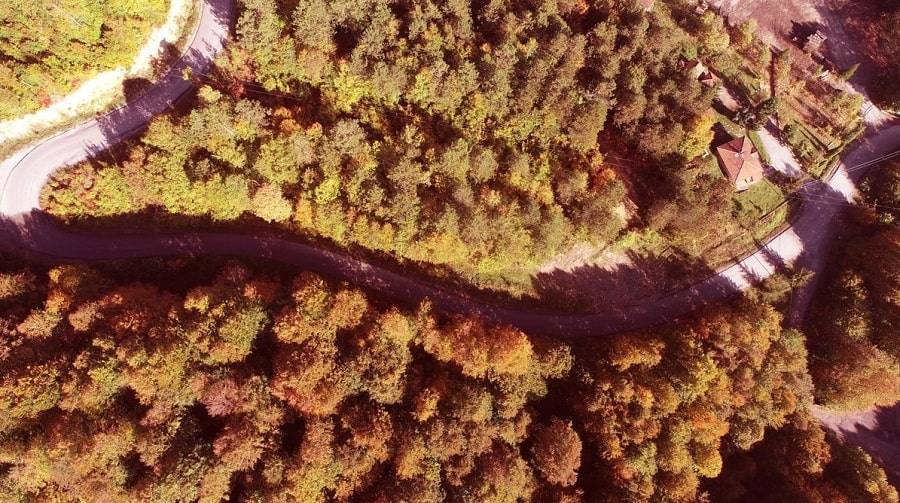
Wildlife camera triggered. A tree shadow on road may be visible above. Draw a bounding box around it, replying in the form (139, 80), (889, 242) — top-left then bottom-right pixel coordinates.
(530, 248), (721, 312)
(93, 46), (208, 144)
(0, 172), (873, 338)
(91, 0), (234, 146)
(829, 403), (900, 487)
(16, 149), (862, 337)
(204, 0), (233, 27)
(0, 206), (742, 337)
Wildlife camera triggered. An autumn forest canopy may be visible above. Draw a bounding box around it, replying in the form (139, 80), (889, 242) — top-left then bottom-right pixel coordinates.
(3, 0), (900, 501)
(7, 131), (900, 503)
(804, 159), (900, 411)
(0, 0), (169, 119)
(44, 0), (737, 293)
(0, 255), (895, 502)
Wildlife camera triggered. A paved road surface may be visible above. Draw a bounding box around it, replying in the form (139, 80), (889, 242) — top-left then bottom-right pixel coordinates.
(0, 0), (899, 338)
(812, 404), (900, 486)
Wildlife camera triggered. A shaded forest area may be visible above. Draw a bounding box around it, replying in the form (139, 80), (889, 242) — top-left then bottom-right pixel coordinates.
(4, 0), (900, 501)
(0, 0), (169, 119)
(834, 0), (900, 111)
(805, 159), (900, 410)
(0, 254), (895, 502)
(43, 0), (747, 294)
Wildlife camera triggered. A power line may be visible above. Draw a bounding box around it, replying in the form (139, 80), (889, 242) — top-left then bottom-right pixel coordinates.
(791, 191), (900, 213)
(841, 150), (900, 175)
(193, 70), (307, 103)
(49, 2), (89, 28)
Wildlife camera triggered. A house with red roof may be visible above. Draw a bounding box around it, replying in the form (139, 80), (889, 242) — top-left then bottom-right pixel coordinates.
(715, 136), (764, 191)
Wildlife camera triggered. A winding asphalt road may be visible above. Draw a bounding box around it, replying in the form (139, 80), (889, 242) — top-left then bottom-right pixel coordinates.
(0, 0), (898, 337)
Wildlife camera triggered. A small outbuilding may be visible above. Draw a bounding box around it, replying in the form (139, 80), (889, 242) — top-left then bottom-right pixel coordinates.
(715, 136), (764, 191)
(698, 70), (720, 88)
(803, 30), (827, 55)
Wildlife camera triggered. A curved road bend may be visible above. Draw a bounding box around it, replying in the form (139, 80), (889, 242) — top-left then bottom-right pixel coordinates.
(1, 0), (899, 337)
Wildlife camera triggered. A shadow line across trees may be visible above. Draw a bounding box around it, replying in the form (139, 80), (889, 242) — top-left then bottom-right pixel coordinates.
(1, 195), (839, 338)
(0, 0), (874, 338)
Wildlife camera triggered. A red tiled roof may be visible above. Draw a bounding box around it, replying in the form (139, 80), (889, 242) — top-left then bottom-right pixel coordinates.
(698, 70), (719, 86)
(715, 136), (763, 183)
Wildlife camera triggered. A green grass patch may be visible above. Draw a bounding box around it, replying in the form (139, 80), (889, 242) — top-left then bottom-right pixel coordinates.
(715, 112), (744, 137)
(747, 129), (771, 165)
(696, 178), (790, 267)
(733, 178), (785, 228)
(699, 154), (725, 179)
(613, 228), (668, 256)
(784, 121), (807, 146)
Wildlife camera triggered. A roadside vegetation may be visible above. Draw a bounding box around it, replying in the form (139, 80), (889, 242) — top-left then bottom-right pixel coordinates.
(804, 159), (900, 411)
(0, 0), (169, 120)
(3, 2), (899, 500)
(779, 87), (865, 179)
(44, 0), (795, 296)
(733, 179), (785, 229)
(0, 252), (894, 501)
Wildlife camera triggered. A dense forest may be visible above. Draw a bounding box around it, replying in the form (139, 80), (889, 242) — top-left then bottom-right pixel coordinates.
(0, 0), (169, 120)
(804, 159), (900, 410)
(863, 0), (900, 110)
(3, 0), (899, 501)
(43, 0), (744, 292)
(0, 255), (895, 502)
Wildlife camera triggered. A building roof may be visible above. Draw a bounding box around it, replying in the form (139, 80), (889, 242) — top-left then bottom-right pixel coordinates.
(637, 0), (654, 10)
(698, 70), (719, 87)
(715, 136), (764, 183)
(804, 31), (827, 53)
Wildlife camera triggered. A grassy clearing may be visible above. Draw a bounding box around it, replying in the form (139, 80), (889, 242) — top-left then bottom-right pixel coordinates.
(715, 112), (744, 137)
(699, 179), (789, 268)
(699, 154), (726, 178)
(734, 178), (785, 227)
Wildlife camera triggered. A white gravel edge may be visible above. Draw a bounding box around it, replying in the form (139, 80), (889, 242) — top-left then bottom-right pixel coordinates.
(0, 0), (192, 145)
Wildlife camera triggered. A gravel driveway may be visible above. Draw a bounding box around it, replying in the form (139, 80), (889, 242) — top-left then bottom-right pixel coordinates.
(717, 87), (804, 178)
